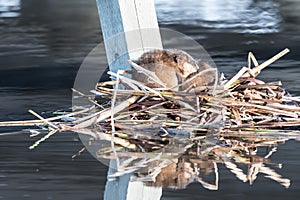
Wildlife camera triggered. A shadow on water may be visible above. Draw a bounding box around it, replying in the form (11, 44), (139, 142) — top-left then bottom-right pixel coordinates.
(0, 0), (300, 199)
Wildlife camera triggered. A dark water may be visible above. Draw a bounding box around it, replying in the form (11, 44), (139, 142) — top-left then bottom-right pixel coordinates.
(0, 0), (299, 199)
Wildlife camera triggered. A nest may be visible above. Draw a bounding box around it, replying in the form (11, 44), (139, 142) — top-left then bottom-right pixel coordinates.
(1, 48), (299, 148)
(72, 48), (299, 151)
(1, 48), (299, 189)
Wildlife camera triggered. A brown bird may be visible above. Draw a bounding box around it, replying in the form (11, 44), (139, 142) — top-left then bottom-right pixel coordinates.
(133, 49), (216, 91)
(133, 49), (199, 89)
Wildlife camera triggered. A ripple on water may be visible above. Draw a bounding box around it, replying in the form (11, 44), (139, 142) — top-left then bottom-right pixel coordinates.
(0, 0), (20, 18)
(155, 0), (282, 34)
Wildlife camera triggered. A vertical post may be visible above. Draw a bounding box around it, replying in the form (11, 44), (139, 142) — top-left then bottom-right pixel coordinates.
(96, 0), (163, 72)
(96, 0), (163, 199)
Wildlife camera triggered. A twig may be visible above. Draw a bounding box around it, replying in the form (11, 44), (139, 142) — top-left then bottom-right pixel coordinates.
(29, 129), (57, 149)
(96, 96), (139, 123)
(243, 48), (290, 78)
(128, 60), (168, 88)
(110, 70), (121, 169)
(224, 67), (248, 90)
(0, 106), (93, 127)
(72, 88), (104, 109)
(108, 71), (165, 100)
(28, 110), (59, 131)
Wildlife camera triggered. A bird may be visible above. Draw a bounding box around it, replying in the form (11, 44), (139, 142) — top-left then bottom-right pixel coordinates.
(132, 49), (216, 91)
(133, 49), (199, 89)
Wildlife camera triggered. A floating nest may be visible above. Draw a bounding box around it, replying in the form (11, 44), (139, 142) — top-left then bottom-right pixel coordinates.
(73, 48), (300, 152)
(1, 48), (299, 189)
(0, 48), (299, 151)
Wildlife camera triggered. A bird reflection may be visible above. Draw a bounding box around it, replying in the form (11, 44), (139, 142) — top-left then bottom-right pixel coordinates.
(79, 128), (293, 193)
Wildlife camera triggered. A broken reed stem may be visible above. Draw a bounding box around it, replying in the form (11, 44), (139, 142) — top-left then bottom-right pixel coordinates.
(248, 52), (259, 68)
(128, 60), (167, 88)
(244, 48), (290, 78)
(29, 129), (57, 149)
(197, 94), (298, 118)
(212, 68), (219, 95)
(224, 67), (248, 90)
(96, 96), (139, 123)
(28, 109), (59, 130)
(72, 88), (104, 109)
(108, 71), (165, 99)
(224, 48), (290, 90)
(110, 70), (121, 169)
(0, 106), (93, 127)
(0, 119), (48, 127)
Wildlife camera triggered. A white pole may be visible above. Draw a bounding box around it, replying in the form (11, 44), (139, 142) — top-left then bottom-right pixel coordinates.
(96, 0), (163, 199)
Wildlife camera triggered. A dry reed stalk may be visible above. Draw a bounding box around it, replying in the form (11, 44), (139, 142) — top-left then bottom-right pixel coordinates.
(28, 109), (59, 131)
(0, 106), (93, 127)
(72, 88), (104, 109)
(29, 129), (57, 149)
(128, 60), (167, 88)
(244, 48), (290, 78)
(224, 48), (290, 90)
(96, 95), (139, 123)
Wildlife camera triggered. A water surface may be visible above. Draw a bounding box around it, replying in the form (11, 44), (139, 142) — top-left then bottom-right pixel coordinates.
(0, 0), (299, 199)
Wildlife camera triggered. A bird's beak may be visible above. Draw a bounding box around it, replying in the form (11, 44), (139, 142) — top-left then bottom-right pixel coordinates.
(182, 62), (198, 78)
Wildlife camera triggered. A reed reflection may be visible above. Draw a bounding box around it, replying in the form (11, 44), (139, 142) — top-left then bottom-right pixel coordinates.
(77, 127), (298, 200)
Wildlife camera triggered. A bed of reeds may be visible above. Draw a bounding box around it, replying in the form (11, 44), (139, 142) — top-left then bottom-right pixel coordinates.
(0, 48), (299, 189)
(0, 48), (299, 149)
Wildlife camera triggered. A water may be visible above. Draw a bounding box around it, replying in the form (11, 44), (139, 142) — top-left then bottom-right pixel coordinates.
(156, 0), (282, 34)
(0, 0), (299, 199)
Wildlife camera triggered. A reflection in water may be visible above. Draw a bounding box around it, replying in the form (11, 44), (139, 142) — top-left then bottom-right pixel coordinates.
(0, 0), (20, 18)
(78, 128), (299, 199)
(155, 0), (282, 34)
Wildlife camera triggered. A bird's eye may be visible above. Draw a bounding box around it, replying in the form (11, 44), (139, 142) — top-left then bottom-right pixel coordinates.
(173, 56), (179, 63)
